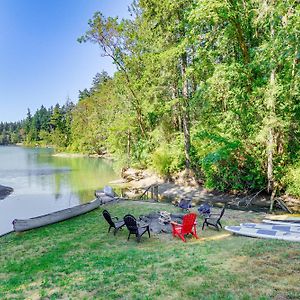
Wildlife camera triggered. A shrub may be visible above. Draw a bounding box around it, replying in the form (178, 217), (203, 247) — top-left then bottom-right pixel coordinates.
(151, 146), (173, 177)
(151, 141), (183, 177)
(193, 132), (265, 192)
(283, 163), (300, 197)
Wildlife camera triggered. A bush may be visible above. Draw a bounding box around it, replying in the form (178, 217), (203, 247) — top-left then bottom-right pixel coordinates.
(151, 147), (173, 177)
(202, 149), (265, 192)
(283, 163), (300, 197)
(193, 132), (265, 192)
(151, 142), (183, 177)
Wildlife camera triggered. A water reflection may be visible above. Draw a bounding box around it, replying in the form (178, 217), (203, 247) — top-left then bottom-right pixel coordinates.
(0, 146), (118, 236)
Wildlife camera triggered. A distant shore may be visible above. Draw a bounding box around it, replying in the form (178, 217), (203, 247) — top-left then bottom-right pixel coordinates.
(52, 152), (113, 160)
(0, 185), (13, 200)
(52, 152), (87, 158)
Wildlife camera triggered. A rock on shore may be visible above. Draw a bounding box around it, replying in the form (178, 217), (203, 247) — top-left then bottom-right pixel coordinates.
(0, 185), (13, 200)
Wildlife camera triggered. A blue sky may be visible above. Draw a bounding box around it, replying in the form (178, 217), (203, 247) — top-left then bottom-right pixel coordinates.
(0, 0), (132, 122)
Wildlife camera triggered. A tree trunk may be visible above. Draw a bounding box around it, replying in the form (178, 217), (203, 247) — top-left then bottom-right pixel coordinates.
(267, 126), (274, 193)
(127, 130), (131, 167)
(228, 0), (250, 65)
(171, 82), (181, 131)
(106, 53), (147, 138)
(269, 185), (277, 212)
(267, 9), (276, 198)
(267, 67), (276, 195)
(181, 52), (191, 172)
(232, 19), (250, 65)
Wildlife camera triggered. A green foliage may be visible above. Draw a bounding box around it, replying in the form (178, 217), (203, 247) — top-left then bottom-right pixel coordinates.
(283, 163), (300, 198)
(194, 132), (265, 192)
(4, 0), (300, 199)
(38, 130), (52, 145)
(151, 146), (173, 177)
(148, 126), (184, 176)
(0, 121), (23, 145)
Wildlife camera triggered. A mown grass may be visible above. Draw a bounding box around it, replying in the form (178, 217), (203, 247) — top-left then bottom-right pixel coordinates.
(0, 201), (299, 300)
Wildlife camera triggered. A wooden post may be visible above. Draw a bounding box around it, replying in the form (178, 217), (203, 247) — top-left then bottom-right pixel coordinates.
(269, 186), (277, 212)
(127, 130), (131, 167)
(155, 185), (159, 202)
(151, 185), (153, 201)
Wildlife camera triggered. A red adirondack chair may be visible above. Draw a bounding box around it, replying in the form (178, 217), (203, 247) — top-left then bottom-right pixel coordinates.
(171, 213), (199, 242)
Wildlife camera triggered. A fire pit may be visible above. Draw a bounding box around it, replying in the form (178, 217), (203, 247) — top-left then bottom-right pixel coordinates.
(139, 211), (184, 234)
(158, 211), (172, 224)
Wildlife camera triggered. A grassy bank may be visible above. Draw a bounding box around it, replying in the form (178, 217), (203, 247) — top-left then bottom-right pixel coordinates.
(1, 202), (299, 300)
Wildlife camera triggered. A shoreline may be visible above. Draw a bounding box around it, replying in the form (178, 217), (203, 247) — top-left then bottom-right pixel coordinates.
(52, 152), (87, 158)
(52, 152), (113, 160)
(2, 145), (298, 212)
(112, 168), (291, 213)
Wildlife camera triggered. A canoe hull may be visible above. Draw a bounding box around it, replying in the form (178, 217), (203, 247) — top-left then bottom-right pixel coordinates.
(13, 198), (101, 232)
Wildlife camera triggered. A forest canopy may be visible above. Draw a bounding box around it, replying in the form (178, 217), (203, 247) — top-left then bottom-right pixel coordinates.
(3, 0), (300, 199)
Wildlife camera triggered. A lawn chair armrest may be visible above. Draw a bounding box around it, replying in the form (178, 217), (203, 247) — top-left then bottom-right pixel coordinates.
(171, 221), (182, 227)
(140, 224), (149, 228)
(205, 213), (219, 218)
(138, 221), (150, 228)
(139, 215), (147, 221)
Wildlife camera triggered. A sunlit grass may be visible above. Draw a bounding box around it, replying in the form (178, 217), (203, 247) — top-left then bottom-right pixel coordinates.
(0, 202), (299, 299)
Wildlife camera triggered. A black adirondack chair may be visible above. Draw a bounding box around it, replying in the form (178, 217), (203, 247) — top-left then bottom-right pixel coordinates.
(198, 203), (211, 217)
(174, 198), (192, 212)
(202, 206), (225, 231)
(102, 210), (125, 235)
(123, 214), (151, 242)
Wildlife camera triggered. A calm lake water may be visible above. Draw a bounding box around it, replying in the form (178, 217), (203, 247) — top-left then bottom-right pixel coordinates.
(0, 146), (118, 236)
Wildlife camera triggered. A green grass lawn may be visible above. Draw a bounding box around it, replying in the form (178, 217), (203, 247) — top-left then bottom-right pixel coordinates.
(1, 201), (299, 300)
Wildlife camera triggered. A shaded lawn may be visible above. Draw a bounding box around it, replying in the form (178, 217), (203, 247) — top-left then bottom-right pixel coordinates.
(0, 201), (299, 300)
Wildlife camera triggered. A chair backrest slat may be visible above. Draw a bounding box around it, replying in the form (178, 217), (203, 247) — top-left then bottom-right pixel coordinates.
(179, 199), (192, 209)
(182, 213), (197, 234)
(217, 207), (226, 221)
(124, 214), (138, 234)
(102, 210), (115, 227)
(198, 203), (211, 215)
